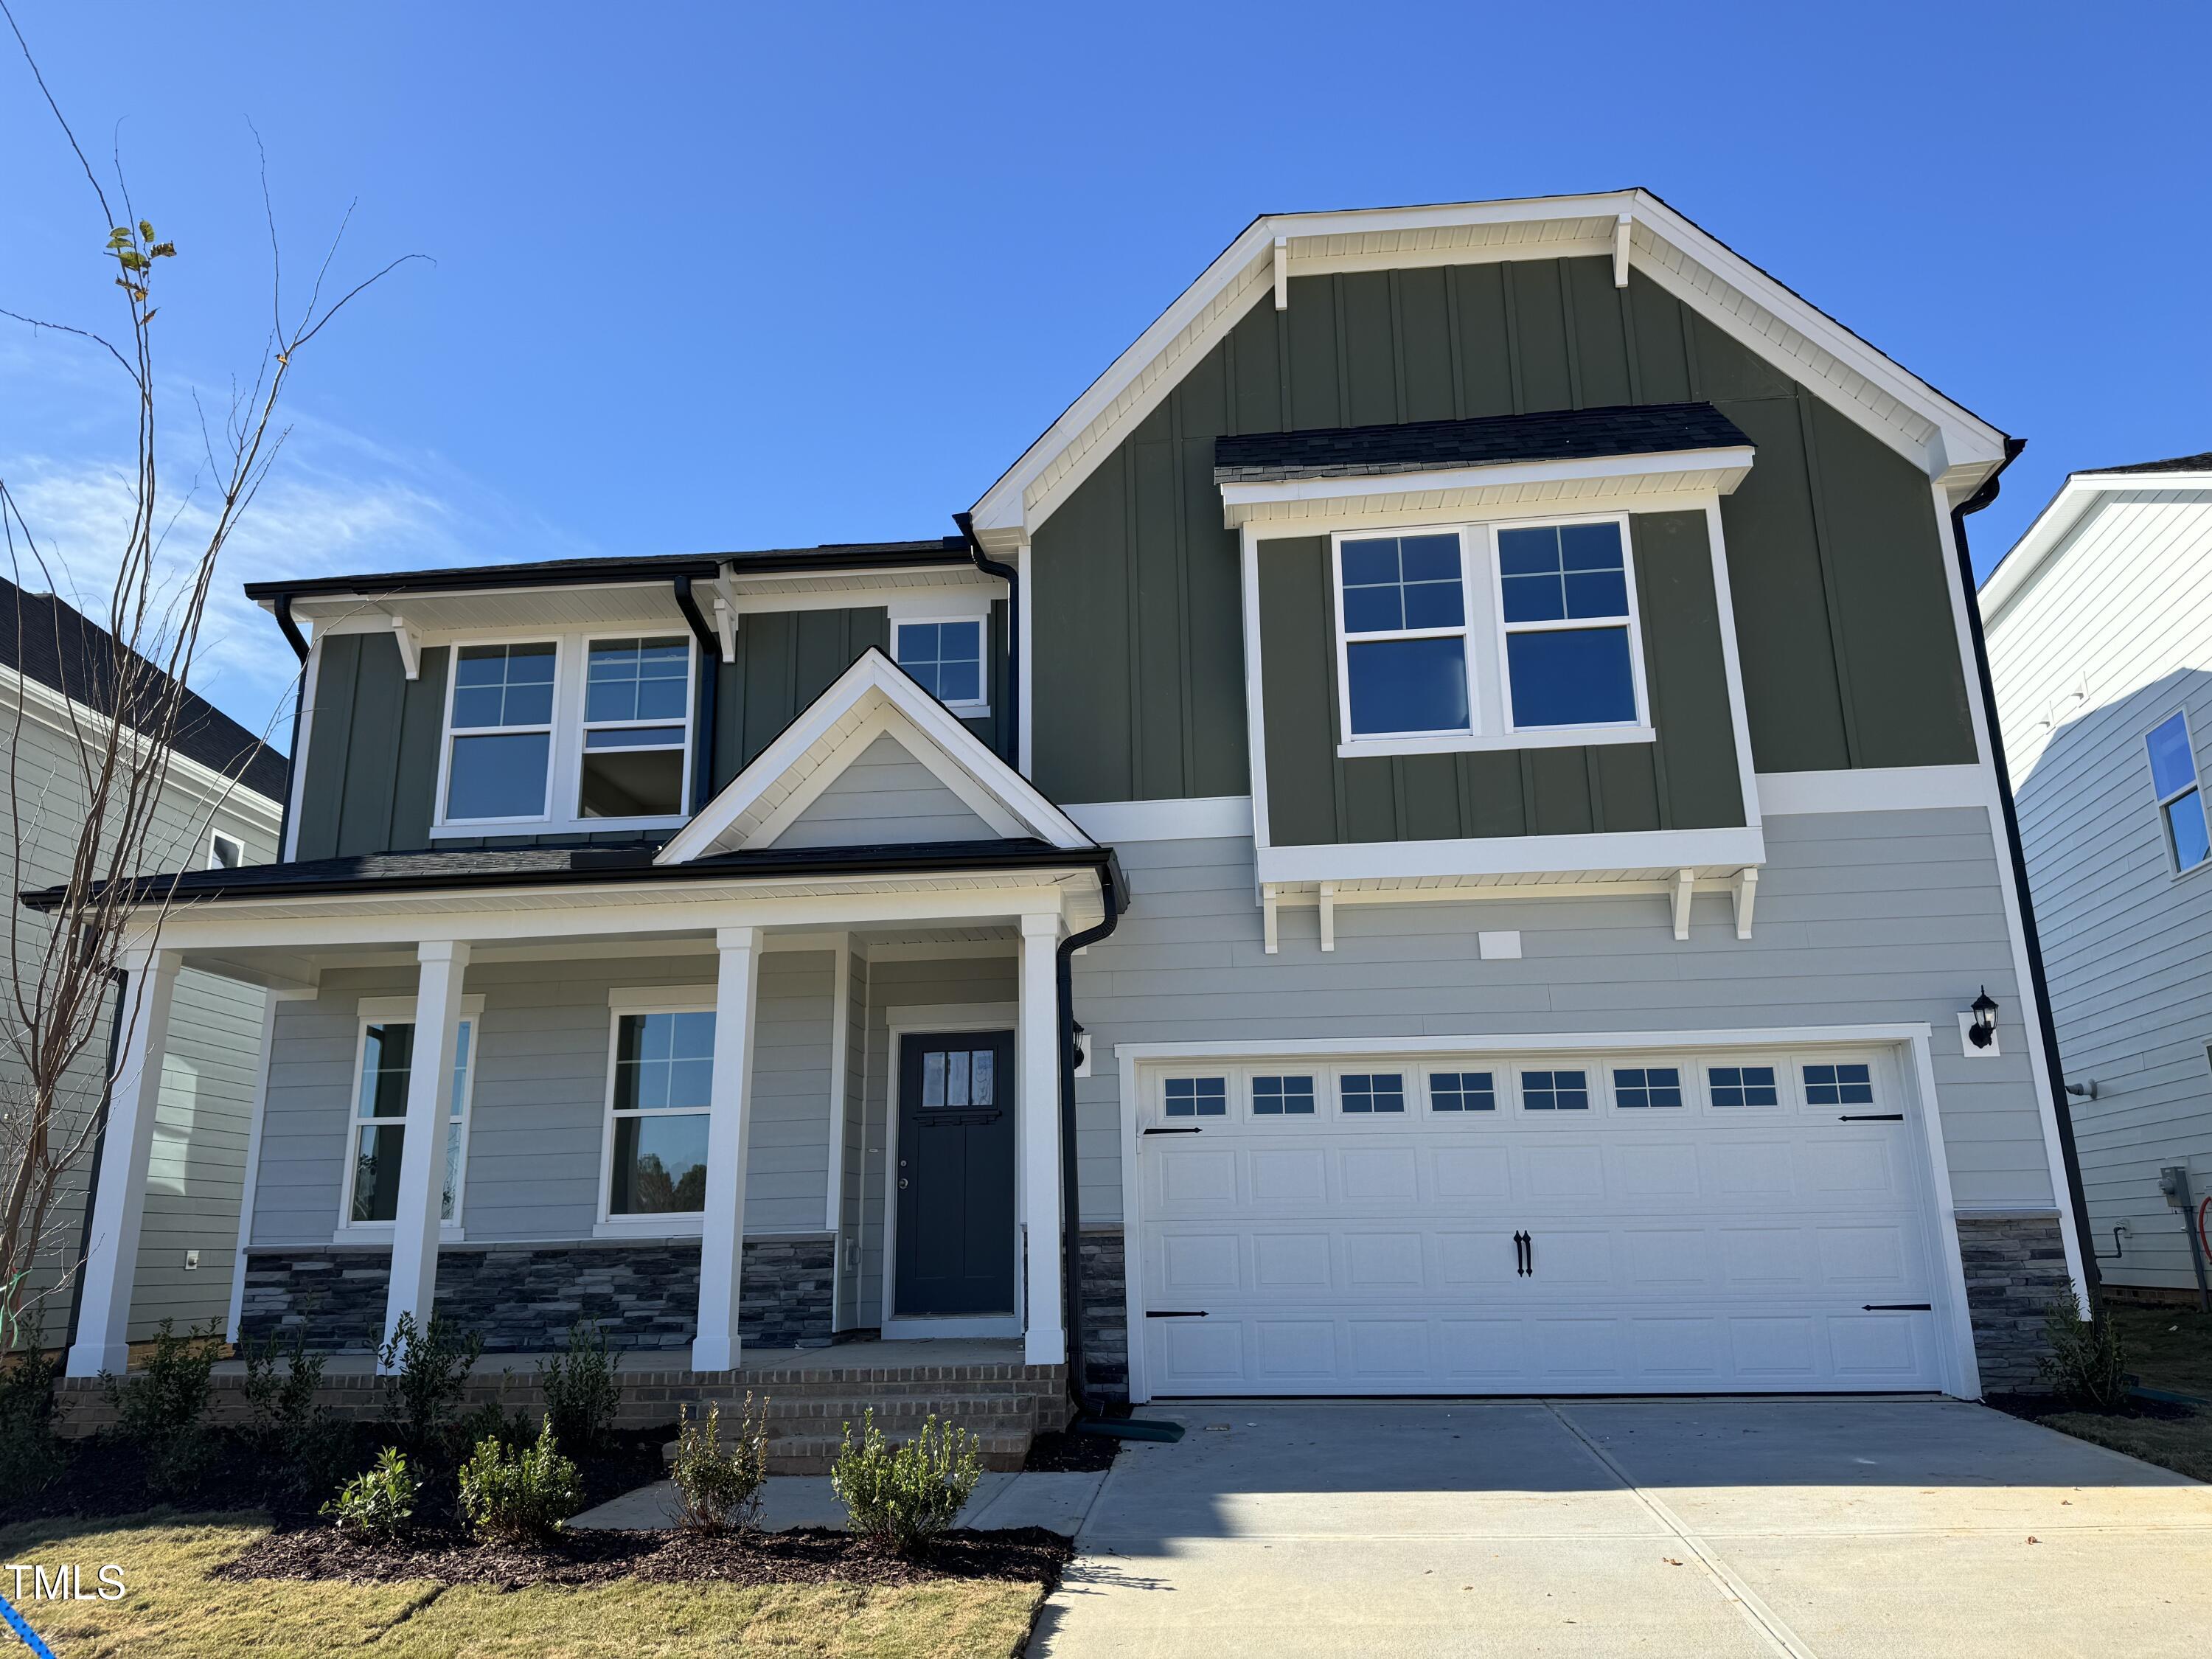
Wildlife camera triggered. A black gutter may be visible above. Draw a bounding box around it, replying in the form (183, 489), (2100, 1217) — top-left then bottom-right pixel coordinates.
(272, 594), (310, 861)
(1952, 437), (2101, 1300)
(19, 840), (1117, 913)
(671, 576), (722, 816)
(953, 512), (1020, 768)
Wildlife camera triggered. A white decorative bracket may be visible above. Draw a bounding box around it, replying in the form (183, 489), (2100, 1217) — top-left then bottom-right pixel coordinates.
(1613, 213), (1632, 288)
(1731, 867), (1759, 940)
(1672, 867), (1696, 941)
(1261, 883), (1281, 955)
(1318, 882), (1337, 953)
(1273, 236), (1289, 311)
(389, 616), (422, 681)
(713, 597), (739, 664)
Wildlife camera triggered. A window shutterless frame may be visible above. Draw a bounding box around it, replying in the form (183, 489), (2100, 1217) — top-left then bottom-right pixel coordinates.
(595, 998), (717, 1231)
(2145, 710), (2211, 875)
(336, 1004), (480, 1234)
(433, 635), (562, 827)
(1329, 528), (1479, 745)
(891, 615), (992, 718)
(576, 630), (696, 821)
(1488, 512), (1650, 736)
(207, 830), (245, 870)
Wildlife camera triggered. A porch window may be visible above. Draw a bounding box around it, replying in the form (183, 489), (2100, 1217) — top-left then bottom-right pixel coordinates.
(346, 1018), (475, 1225)
(443, 641), (557, 821)
(580, 636), (691, 818)
(607, 1010), (714, 1214)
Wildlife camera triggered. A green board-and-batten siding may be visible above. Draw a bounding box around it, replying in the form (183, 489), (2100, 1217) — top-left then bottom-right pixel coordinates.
(1030, 257), (1977, 807)
(293, 602), (1010, 860)
(1256, 512), (1744, 847)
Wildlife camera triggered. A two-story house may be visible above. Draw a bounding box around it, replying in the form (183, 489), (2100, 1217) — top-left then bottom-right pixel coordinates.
(43, 191), (2090, 1452)
(1982, 453), (2212, 1308)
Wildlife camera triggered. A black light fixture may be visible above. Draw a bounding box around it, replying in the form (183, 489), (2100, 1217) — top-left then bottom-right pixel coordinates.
(1968, 987), (2000, 1049)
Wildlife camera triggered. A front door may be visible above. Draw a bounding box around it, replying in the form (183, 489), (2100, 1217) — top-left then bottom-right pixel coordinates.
(894, 1032), (1017, 1317)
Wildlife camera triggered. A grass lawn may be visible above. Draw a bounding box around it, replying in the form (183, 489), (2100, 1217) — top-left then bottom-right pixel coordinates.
(0, 1514), (1046, 1659)
(2028, 1303), (2212, 1484)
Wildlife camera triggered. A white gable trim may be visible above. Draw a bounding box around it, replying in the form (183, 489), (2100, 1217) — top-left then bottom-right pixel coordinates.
(970, 189), (2008, 545)
(654, 650), (1095, 865)
(1980, 467), (2212, 627)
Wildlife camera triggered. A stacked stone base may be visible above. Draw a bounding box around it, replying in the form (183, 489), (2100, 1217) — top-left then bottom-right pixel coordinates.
(1957, 1211), (2072, 1392)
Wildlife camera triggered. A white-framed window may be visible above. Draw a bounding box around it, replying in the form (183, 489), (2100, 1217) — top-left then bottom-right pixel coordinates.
(1519, 1068), (1591, 1111)
(1330, 513), (1649, 755)
(1251, 1074), (1316, 1115)
(601, 1005), (715, 1220)
(1428, 1070), (1496, 1112)
(2146, 712), (2210, 874)
(579, 634), (692, 819)
(1612, 1065), (1684, 1108)
(207, 830), (244, 870)
(1803, 1062), (1874, 1106)
(1162, 1075), (1228, 1118)
(440, 639), (559, 824)
(342, 1004), (479, 1230)
(1339, 1072), (1407, 1113)
(892, 617), (989, 717)
(1708, 1064), (1780, 1108)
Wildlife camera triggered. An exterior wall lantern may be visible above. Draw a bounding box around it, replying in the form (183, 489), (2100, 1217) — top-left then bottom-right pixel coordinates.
(1967, 988), (2000, 1049)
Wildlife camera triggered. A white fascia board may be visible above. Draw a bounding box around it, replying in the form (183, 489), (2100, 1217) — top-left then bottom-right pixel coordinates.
(1256, 824), (1764, 886)
(1060, 795), (1253, 842)
(654, 649), (1094, 866)
(975, 189), (2008, 542)
(1219, 448), (1753, 528)
(1756, 765), (1987, 815)
(1979, 469), (2212, 628)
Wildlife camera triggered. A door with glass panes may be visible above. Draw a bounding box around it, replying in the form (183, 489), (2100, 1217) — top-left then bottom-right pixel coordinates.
(894, 1032), (1016, 1316)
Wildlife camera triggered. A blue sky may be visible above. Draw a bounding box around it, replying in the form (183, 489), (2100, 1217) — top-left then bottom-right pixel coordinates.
(4, 1), (2206, 745)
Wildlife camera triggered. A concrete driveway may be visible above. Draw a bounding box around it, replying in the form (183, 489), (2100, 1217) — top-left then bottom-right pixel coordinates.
(1030, 1399), (2212, 1658)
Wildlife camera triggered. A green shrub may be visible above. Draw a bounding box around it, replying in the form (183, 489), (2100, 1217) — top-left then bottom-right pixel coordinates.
(101, 1318), (223, 1495)
(538, 1319), (622, 1455)
(669, 1396), (770, 1535)
(242, 1328), (354, 1498)
(830, 1410), (982, 1555)
(323, 1447), (418, 1540)
(378, 1311), (483, 1450)
(0, 1335), (65, 1493)
(2038, 1286), (2129, 1411)
(458, 1418), (583, 1544)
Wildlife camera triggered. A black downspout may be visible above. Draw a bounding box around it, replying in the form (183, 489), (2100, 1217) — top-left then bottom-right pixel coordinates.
(62, 970), (128, 1354)
(1952, 440), (2101, 1299)
(271, 594), (309, 861)
(953, 513), (1020, 768)
(672, 577), (722, 815)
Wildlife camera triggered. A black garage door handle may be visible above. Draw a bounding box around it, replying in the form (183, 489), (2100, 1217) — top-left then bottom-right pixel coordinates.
(1144, 1126), (1205, 1135)
(1863, 1304), (1933, 1311)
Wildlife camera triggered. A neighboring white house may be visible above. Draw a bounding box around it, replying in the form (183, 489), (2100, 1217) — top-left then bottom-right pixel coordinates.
(1982, 453), (2212, 1306)
(0, 580), (287, 1346)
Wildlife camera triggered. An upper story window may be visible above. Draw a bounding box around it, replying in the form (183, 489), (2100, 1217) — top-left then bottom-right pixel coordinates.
(893, 619), (988, 717)
(2146, 712), (2209, 874)
(435, 632), (695, 835)
(1332, 515), (1649, 756)
(207, 830), (244, 870)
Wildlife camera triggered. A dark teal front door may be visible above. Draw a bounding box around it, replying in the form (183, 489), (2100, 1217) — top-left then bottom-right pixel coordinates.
(894, 1032), (1016, 1316)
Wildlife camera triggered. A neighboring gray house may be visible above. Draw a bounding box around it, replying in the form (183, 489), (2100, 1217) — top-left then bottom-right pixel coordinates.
(43, 191), (2091, 1455)
(1982, 454), (2212, 1306)
(0, 580), (287, 1345)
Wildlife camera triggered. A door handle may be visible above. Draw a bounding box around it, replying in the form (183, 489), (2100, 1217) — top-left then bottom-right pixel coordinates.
(1513, 1231), (1531, 1277)
(897, 1178), (908, 1189)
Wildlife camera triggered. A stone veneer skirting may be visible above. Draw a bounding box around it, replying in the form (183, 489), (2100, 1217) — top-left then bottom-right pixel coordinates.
(1077, 1223), (1128, 1399)
(1956, 1211), (2071, 1392)
(239, 1237), (835, 1354)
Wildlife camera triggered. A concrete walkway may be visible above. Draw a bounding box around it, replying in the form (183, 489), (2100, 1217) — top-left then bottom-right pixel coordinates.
(1031, 1399), (2212, 1659)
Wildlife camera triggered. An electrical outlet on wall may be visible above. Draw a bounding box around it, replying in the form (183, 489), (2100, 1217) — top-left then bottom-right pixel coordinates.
(184, 1249), (200, 1270)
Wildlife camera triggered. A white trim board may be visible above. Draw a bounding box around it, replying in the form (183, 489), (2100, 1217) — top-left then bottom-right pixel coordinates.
(1219, 448), (1754, 530)
(1755, 765), (1988, 815)
(1256, 824), (1764, 886)
(1060, 796), (1253, 843)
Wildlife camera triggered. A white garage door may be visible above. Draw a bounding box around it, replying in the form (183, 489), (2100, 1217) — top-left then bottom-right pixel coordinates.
(1134, 1046), (1947, 1397)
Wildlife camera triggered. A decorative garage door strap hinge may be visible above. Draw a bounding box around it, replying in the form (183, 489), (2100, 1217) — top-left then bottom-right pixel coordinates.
(1838, 1113), (1906, 1121)
(1863, 1304), (1933, 1311)
(1143, 1126), (1204, 1135)
(1513, 1230), (1532, 1276)
(1146, 1310), (1209, 1318)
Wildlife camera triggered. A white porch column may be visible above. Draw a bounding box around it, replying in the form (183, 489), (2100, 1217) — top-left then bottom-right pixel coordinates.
(66, 947), (183, 1377)
(1018, 912), (1065, 1366)
(379, 940), (470, 1364)
(692, 925), (762, 1372)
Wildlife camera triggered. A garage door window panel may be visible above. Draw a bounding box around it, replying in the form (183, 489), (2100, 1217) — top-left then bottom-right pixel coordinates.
(1164, 1077), (1228, 1119)
(1803, 1062), (1874, 1107)
(1709, 1065), (1781, 1108)
(1339, 1073), (1406, 1114)
(1251, 1074), (1316, 1116)
(1429, 1071), (1496, 1112)
(1613, 1066), (1683, 1109)
(1520, 1069), (1590, 1111)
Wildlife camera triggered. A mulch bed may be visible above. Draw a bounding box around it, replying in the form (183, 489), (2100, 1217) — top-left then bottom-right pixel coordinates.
(216, 1524), (1073, 1592)
(1020, 1428), (1119, 1473)
(1984, 1391), (2197, 1426)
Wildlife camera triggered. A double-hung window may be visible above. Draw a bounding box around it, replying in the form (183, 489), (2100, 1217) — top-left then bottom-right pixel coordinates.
(445, 641), (557, 821)
(580, 636), (691, 818)
(2146, 712), (2209, 873)
(1338, 533), (1472, 737)
(605, 1009), (714, 1217)
(346, 1012), (476, 1228)
(1496, 521), (1640, 729)
(892, 619), (988, 717)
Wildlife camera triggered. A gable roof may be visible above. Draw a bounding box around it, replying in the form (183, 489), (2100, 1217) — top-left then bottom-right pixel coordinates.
(1979, 454), (2212, 627)
(968, 189), (2011, 546)
(655, 648), (1095, 866)
(0, 577), (288, 802)
(1214, 403), (1750, 484)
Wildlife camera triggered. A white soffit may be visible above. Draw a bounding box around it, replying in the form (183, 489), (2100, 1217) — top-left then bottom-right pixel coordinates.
(1219, 446), (1754, 529)
(655, 650), (1096, 864)
(1979, 467), (2212, 628)
(969, 189), (2010, 546)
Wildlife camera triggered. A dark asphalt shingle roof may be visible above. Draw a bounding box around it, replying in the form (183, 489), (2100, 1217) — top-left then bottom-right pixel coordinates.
(1213, 402), (1752, 484)
(17, 837), (1116, 911)
(2093, 451), (2212, 476)
(0, 579), (288, 802)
